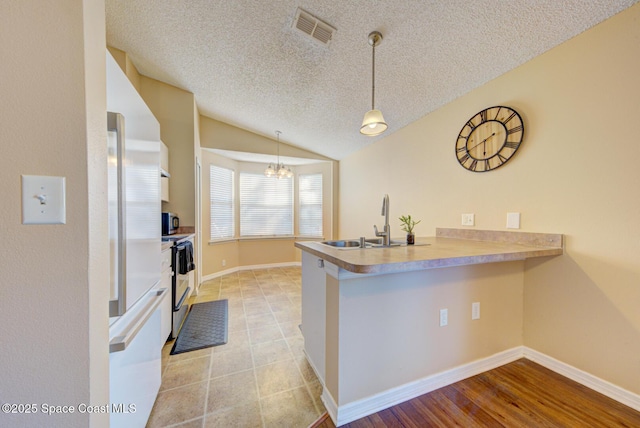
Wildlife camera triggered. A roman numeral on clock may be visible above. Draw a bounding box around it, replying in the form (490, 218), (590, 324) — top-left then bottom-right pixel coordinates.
(507, 125), (523, 135)
(504, 141), (520, 149)
(458, 152), (470, 164)
(503, 111), (517, 124)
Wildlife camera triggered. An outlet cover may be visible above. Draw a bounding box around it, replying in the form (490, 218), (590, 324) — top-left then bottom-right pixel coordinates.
(472, 302), (480, 320)
(506, 212), (521, 229)
(439, 308), (448, 327)
(462, 213), (475, 226)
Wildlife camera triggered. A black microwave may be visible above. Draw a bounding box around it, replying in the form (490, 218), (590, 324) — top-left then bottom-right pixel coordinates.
(162, 212), (179, 235)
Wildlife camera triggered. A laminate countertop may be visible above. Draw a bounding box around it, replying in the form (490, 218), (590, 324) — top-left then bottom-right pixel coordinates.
(294, 228), (563, 275)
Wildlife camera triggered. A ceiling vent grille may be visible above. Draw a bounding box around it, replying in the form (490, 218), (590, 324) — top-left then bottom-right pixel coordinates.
(293, 8), (336, 46)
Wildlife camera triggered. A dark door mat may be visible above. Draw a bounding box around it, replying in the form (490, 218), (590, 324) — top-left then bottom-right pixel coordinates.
(170, 299), (228, 355)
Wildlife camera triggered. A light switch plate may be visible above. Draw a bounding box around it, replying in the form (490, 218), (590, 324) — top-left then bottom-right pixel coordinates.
(21, 175), (66, 224)
(506, 212), (520, 229)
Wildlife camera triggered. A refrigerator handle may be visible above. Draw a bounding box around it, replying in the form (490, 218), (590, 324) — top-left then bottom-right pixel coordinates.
(109, 288), (168, 353)
(108, 112), (127, 317)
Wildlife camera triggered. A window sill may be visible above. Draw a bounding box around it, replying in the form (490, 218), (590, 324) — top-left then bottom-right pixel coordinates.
(208, 236), (324, 245)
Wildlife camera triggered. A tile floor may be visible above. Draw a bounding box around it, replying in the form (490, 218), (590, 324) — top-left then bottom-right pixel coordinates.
(146, 266), (326, 428)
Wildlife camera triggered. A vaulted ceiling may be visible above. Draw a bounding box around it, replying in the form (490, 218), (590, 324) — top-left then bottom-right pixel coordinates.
(106, 0), (637, 160)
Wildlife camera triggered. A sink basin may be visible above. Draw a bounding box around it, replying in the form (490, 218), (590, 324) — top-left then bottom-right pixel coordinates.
(321, 240), (361, 248)
(320, 238), (430, 249)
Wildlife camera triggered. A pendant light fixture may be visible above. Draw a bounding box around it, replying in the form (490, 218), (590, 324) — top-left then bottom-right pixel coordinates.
(264, 131), (293, 179)
(360, 31), (387, 136)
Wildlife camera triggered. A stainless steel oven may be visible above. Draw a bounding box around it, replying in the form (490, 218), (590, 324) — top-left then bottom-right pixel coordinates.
(162, 234), (194, 339)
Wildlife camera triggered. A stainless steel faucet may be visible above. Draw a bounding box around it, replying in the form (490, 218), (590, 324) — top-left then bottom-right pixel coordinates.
(373, 194), (391, 246)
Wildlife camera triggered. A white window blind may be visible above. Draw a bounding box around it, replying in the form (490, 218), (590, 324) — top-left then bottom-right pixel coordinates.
(299, 173), (323, 237)
(240, 173), (293, 237)
(209, 165), (234, 239)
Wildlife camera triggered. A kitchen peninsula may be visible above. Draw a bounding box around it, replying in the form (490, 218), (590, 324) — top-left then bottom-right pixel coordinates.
(295, 228), (563, 426)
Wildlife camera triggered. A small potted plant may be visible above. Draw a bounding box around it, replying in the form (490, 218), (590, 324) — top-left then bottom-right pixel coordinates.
(399, 214), (421, 245)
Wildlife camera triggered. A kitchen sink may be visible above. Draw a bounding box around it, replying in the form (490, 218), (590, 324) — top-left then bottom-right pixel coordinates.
(320, 238), (397, 249)
(319, 238), (430, 249)
(321, 240), (362, 248)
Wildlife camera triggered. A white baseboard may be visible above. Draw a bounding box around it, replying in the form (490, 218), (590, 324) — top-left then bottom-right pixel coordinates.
(523, 347), (640, 412)
(200, 261), (301, 283)
(325, 346), (640, 426)
(328, 347), (523, 426)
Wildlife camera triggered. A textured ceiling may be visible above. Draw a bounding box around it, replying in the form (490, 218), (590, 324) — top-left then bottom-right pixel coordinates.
(106, 0), (637, 160)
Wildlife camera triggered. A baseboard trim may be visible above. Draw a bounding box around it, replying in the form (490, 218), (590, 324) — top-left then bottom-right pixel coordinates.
(200, 261), (301, 283)
(328, 347), (523, 426)
(321, 388), (338, 427)
(523, 347), (640, 412)
(325, 346), (640, 426)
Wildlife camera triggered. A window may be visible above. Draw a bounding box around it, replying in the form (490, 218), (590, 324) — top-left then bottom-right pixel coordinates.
(209, 165), (234, 239)
(239, 173), (293, 237)
(299, 173), (323, 237)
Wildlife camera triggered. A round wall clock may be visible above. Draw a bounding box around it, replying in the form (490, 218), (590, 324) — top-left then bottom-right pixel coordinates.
(455, 106), (524, 172)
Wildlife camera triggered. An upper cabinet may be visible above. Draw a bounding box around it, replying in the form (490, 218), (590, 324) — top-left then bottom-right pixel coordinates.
(161, 142), (170, 202)
(160, 142), (170, 177)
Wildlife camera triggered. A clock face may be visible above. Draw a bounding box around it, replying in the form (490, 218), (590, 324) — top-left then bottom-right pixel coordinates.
(455, 106), (524, 172)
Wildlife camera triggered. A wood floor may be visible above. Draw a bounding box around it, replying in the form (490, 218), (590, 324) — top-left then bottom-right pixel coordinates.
(314, 359), (640, 427)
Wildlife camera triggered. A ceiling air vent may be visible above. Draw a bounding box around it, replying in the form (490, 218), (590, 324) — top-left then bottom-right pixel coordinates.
(293, 8), (336, 46)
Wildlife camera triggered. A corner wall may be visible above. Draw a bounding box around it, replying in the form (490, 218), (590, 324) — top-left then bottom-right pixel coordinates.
(0, 1), (109, 426)
(339, 4), (640, 395)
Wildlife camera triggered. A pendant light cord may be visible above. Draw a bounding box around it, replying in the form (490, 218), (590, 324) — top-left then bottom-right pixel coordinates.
(371, 40), (376, 110)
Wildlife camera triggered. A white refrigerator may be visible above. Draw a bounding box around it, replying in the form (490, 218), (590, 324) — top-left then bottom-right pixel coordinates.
(106, 51), (165, 427)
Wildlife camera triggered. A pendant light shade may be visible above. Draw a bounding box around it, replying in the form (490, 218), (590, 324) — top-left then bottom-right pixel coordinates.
(360, 31), (387, 137)
(360, 109), (387, 136)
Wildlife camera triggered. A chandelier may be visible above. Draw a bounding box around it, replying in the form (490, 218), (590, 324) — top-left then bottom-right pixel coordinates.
(264, 131), (293, 179)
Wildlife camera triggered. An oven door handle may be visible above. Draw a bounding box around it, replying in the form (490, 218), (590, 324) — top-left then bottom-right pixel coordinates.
(109, 287), (168, 353)
(173, 286), (191, 312)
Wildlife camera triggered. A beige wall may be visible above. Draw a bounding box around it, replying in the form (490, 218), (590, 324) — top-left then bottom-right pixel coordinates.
(339, 4), (640, 396)
(140, 77), (196, 227)
(327, 262), (525, 404)
(107, 46), (142, 93)
(0, 1), (109, 427)
(200, 116), (334, 162)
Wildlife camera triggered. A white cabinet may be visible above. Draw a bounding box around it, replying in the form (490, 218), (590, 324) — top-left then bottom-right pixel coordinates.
(160, 247), (172, 341)
(160, 142), (170, 202)
(301, 251), (327, 383)
(109, 303), (162, 428)
(161, 177), (169, 202)
(160, 142), (169, 174)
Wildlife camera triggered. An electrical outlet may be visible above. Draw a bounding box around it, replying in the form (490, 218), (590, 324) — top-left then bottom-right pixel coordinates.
(506, 212), (520, 229)
(472, 302), (480, 320)
(222, 259), (226, 267)
(462, 213), (475, 226)
(439, 308), (448, 327)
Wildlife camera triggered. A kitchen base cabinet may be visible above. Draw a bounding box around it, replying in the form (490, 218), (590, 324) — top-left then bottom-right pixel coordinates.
(296, 229), (563, 426)
(301, 251), (327, 383)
